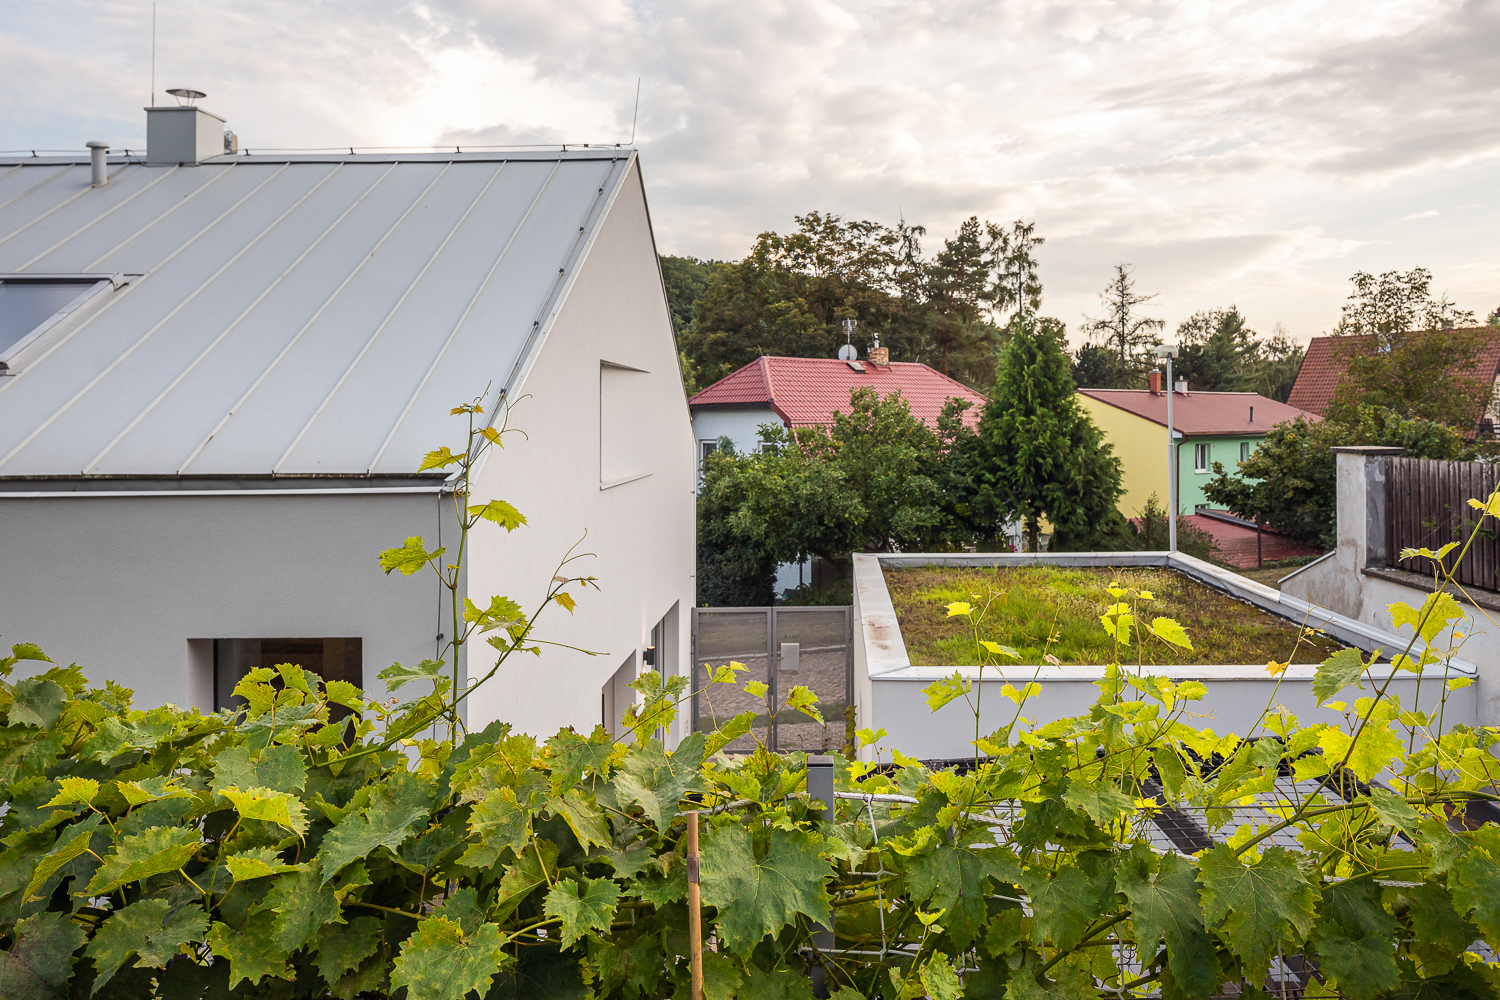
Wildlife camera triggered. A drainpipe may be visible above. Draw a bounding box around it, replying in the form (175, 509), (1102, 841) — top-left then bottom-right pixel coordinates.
(87, 141), (109, 187)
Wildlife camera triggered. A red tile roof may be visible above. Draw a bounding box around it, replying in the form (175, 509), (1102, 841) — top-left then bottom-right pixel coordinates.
(1287, 330), (1500, 419)
(1077, 388), (1318, 437)
(687, 357), (988, 429)
(1180, 514), (1325, 568)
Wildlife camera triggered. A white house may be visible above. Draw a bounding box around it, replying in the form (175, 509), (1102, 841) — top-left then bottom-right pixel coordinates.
(0, 98), (695, 743)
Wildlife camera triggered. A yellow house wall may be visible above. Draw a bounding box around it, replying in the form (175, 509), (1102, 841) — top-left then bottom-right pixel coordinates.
(1077, 395), (1169, 519)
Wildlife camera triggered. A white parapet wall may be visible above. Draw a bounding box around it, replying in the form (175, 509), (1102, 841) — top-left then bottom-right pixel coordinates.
(854, 550), (1478, 761)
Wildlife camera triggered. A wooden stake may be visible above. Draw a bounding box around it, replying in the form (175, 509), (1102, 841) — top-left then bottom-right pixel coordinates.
(687, 810), (703, 1000)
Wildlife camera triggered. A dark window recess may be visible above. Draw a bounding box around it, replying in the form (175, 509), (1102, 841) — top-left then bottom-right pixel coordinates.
(213, 638), (363, 720)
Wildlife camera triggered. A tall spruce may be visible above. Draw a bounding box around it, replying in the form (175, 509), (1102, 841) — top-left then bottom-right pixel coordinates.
(975, 317), (1123, 551)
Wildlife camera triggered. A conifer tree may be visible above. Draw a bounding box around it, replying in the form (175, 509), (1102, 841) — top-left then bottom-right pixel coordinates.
(974, 317), (1123, 551)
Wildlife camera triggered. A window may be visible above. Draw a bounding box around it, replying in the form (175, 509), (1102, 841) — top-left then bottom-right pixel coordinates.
(700, 440), (719, 464)
(1240, 442), (1251, 464)
(0, 277), (112, 371)
(214, 638), (362, 718)
(1194, 443), (1210, 473)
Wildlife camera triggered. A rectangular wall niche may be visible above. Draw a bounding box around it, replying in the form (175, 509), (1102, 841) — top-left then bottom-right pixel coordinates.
(600, 361), (651, 488)
(214, 638), (362, 715)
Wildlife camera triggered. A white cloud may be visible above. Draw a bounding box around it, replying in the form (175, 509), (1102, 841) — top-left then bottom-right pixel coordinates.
(1, 0), (1497, 341)
(1399, 209), (1442, 221)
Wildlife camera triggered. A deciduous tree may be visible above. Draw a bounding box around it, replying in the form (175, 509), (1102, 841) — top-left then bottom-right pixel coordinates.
(1080, 264), (1164, 389)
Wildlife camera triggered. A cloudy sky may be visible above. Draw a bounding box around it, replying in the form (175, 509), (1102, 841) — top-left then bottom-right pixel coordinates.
(3, 0), (1497, 343)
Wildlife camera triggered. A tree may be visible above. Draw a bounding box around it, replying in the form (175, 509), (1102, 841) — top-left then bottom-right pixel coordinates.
(1326, 269), (1488, 429)
(1202, 405), (1478, 548)
(1243, 323), (1304, 403)
(659, 255), (718, 341)
(925, 217), (998, 378)
(986, 218), (1046, 322)
(1070, 342), (1118, 389)
(972, 317), (1124, 551)
(1081, 264), (1164, 389)
(1172, 307), (1258, 392)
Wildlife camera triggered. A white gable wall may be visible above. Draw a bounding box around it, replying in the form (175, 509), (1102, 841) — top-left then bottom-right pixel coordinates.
(463, 161), (695, 743)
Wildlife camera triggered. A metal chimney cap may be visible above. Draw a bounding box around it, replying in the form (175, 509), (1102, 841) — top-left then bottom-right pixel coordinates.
(166, 88), (207, 105)
(85, 140), (109, 149)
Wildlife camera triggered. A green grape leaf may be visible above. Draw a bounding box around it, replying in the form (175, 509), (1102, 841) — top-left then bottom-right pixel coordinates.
(316, 769), (433, 883)
(9, 678), (66, 728)
(43, 776), (99, 808)
(210, 744), (307, 794)
(116, 776), (192, 807)
(1115, 846), (1216, 1000)
(259, 865), (342, 952)
(85, 898), (207, 993)
(699, 825), (835, 953)
(378, 659), (449, 692)
(907, 845), (1019, 911)
(220, 786), (309, 835)
(315, 915), (383, 985)
(0, 911), (86, 1000)
(1319, 724), (1405, 782)
(379, 536), (445, 576)
(1390, 882), (1475, 977)
(1311, 879), (1398, 1000)
(1313, 648), (1367, 704)
(468, 500), (527, 531)
(547, 789), (612, 850)
(613, 732), (706, 829)
(1197, 845), (1317, 982)
(544, 725), (616, 791)
(782, 685), (824, 724)
(918, 953), (963, 1000)
(391, 916), (508, 1000)
(492, 840), (558, 923)
(706, 711), (756, 757)
(1020, 864), (1105, 953)
(923, 671), (970, 711)
(1449, 848), (1500, 940)
(544, 876), (622, 948)
(84, 825), (202, 896)
(738, 964), (816, 1000)
(701, 951), (744, 1000)
(207, 911), (292, 989)
(24, 813), (101, 903)
(1063, 780), (1135, 826)
(1390, 591), (1465, 644)
(224, 847), (300, 882)
(459, 786), (532, 869)
(1149, 617), (1193, 650)
(1366, 786), (1419, 834)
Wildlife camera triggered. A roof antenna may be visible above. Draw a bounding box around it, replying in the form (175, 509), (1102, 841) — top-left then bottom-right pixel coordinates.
(150, 3), (157, 106)
(838, 318), (858, 361)
(630, 78), (641, 145)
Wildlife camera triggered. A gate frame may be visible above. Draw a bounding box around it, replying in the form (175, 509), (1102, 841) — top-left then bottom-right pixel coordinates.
(690, 605), (854, 752)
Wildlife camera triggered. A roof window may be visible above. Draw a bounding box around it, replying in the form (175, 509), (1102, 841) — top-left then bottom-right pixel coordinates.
(0, 275), (115, 372)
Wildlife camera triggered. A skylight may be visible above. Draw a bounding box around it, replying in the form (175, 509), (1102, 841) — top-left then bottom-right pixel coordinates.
(0, 277), (112, 371)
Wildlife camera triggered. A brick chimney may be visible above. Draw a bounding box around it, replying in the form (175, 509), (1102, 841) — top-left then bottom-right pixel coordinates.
(867, 333), (889, 368)
(1148, 370), (1162, 395)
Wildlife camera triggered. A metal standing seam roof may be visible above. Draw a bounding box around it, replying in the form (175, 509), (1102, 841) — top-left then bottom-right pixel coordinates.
(1076, 388), (1319, 437)
(1287, 330), (1500, 419)
(0, 150), (636, 478)
(687, 356), (988, 430)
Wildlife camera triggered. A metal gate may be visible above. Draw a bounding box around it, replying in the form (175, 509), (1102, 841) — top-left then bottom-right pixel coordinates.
(690, 606), (853, 753)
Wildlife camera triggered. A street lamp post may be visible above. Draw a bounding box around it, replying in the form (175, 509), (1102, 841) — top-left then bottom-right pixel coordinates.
(1155, 344), (1179, 552)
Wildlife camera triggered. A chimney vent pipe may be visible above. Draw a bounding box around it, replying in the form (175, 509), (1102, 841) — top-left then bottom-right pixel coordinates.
(1175, 379), (1188, 394)
(86, 141), (109, 187)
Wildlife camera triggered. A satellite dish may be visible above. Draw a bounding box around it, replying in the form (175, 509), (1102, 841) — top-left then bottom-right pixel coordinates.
(838, 343), (857, 361)
(166, 88), (207, 106)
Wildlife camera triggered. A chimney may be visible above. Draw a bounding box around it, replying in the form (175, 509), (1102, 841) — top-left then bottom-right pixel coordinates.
(146, 88), (226, 166)
(86, 141), (109, 187)
(1175, 379), (1188, 394)
(1249, 405), (1254, 423)
(867, 331), (889, 368)
(1148, 370), (1162, 395)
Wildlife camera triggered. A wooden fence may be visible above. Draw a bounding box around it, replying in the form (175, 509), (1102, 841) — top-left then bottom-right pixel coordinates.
(1384, 456), (1500, 591)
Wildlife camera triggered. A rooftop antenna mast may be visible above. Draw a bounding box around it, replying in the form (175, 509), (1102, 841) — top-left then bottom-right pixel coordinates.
(630, 78), (641, 145)
(838, 318), (858, 361)
(151, 3), (157, 106)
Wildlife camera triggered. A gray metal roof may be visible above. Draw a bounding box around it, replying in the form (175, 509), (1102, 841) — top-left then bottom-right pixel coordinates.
(0, 150), (636, 479)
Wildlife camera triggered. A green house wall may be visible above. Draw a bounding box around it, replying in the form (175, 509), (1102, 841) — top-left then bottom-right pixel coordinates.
(1175, 434), (1263, 515)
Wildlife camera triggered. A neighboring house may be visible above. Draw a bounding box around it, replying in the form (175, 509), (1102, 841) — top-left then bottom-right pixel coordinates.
(688, 350), (988, 594)
(1077, 378), (1318, 517)
(1287, 330), (1500, 435)
(687, 352), (987, 468)
(0, 99), (694, 744)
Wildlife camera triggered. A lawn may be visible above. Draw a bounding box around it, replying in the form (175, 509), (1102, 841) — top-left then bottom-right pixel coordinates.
(886, 565), (1347, 667)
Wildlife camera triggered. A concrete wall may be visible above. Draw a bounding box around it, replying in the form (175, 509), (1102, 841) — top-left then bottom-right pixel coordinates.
(0, 489), (449, 712)
(1282, 446), (1500, 725)
(465, 159), (697, 745)
(855, 549), (1479, 760)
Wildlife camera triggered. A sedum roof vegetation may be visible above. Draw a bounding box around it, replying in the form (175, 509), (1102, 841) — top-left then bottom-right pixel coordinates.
(887, 565), (1347, 667)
